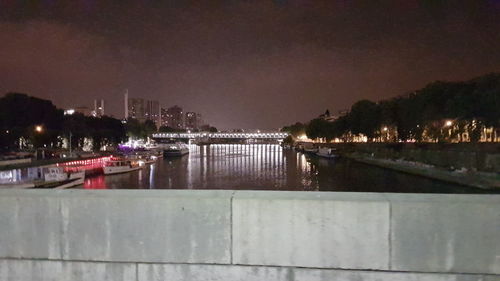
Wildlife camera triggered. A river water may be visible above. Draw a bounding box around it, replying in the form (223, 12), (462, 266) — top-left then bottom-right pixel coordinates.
(82, 144), (491, 193)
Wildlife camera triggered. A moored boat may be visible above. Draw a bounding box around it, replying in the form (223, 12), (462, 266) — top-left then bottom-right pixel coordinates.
(103, 159), (143, 175)
(0, 166), (85, 189)
(163, 143), (189, 157)
(126, 154), (158, 165)
(303, 147), (319, 154)
(316, 147), (338, 159)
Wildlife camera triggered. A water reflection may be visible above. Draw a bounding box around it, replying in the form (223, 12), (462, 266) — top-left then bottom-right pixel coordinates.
(82, 144), (492, 193)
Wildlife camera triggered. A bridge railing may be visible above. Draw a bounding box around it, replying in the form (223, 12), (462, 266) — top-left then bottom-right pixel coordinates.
(152, 132), (289, 139)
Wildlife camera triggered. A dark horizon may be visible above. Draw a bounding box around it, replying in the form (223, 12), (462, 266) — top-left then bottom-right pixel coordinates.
(1, 0), (499, 129)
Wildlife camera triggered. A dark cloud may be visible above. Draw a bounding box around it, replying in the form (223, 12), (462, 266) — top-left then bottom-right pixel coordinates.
(0, 0), (499, 129)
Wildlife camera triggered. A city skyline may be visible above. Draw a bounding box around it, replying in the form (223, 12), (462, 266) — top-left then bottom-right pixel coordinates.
(0, 1), (499, 129)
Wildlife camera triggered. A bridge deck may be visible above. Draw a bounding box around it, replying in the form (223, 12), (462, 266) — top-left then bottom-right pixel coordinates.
(152, 132), (289, 139)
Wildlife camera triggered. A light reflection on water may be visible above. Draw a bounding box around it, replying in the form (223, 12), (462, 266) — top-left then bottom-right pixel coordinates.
(82, 144), (492, 193)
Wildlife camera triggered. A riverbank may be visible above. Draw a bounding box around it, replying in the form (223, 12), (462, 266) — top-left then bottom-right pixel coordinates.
(295, 142), (500, 172)
(345, 152), (500, 190)
(0, 153), (109, 172)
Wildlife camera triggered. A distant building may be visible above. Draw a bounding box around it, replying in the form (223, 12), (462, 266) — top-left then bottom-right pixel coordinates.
(160, 108), (168, 127)
(145, 100), (161, 128)
(127, 97), (146, 122)
(319, 109), (347, 122)
(185, 112), (203, 130)
(161, 106), (184, 129)
(65, 106), (92, 116)
(92, 99), (105, 117)
(124, 92), (160, 126)
(75, 106), (92, 116)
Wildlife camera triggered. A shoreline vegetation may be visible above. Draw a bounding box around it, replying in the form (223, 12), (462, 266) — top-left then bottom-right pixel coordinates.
(283, 73), (500, 190)
(282, 73), (500, 144)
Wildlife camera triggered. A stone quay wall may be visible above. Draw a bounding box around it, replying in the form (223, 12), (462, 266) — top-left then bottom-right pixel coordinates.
(0, 189), (498, 281)
(317, 142), (500, 172)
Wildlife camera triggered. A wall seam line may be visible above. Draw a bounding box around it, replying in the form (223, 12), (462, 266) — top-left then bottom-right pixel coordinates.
(58, 197), (64, 260)
(229, 190), (236, 265)
(388, 200), (392, 271)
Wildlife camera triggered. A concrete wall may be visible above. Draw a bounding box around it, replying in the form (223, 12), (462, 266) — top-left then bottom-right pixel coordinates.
(0, 190), (498, 281)
(318, 142), (500, 172)
(0, 158), (31, 167)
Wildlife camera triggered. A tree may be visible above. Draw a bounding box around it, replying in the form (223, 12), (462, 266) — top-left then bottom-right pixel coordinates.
(306, 118), (333, 141)
(0, 93), (63, 150)
(159, 126), (175, 133)
(281, 122), (306, 137)
(125, 118), (143, 138)
(293, 73), (500, 143)
(62, 113), (88, 150)
(143, 120), (157, 137)
(348, 100), (381, 140)
(200, 124), (218, 133)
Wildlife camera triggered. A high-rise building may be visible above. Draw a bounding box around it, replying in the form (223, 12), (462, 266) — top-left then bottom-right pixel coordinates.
(127, 97), (146, 122)
(124, 90), (129, 119)
(185, 112), (203, 130)
(124, 92), (160, 126)
(145, 100), (160, 128)
(161, 105), (184, 129)
(160, 108), (168, 127)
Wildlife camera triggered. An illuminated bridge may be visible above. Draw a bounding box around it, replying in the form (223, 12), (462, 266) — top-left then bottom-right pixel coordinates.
(152, 132), (289, 140)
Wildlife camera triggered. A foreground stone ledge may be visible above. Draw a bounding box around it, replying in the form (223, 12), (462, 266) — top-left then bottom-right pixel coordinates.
(60, 190), (233, 264)
(232, 191), (391, 270)
(0, 190), (233, 264)
(387, 194), (500, 275)
(0, 194), (61, 260)
(0, 259), (136, 281)
(0, 190), (498, 278)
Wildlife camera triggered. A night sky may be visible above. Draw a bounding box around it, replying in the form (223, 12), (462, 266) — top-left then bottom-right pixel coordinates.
(1, 1), (499, 129)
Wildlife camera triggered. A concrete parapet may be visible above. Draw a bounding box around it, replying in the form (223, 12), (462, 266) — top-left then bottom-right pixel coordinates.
(0, 190), (498, 280)
(232, 191), (390, 270)
(0, 193), (61, 259)
(0, 190), (233, 264)
(60, 190), (232, 264)
(386, 194), (500, 275)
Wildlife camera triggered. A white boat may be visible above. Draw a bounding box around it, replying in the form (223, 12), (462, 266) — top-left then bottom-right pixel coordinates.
(0, 167), (85, 189)
(103, 159), (143, 175)
(126, 154), (158, 165)
(316, 147), (338, 159)
(303, 147), (319, 154)
(163, 143), (189, 157)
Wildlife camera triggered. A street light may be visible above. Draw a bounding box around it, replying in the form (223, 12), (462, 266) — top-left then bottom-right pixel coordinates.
(35, 125), (43, 133)
(444, 120), (453, 127)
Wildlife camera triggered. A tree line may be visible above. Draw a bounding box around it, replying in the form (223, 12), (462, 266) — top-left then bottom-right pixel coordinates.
(0, 93), (127, 151)
(0, 93), (220, 152)
(282, 73), (500, 143)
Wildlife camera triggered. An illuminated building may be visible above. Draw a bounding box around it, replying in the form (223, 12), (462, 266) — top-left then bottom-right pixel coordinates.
(161, 105), (184, 129)
(185, 112), (203, 130)
(145, 100), (161, 128)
